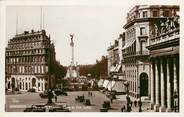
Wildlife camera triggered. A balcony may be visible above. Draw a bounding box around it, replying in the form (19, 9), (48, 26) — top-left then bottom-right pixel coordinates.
(123, 51), (149, 60)
(148, 28), (179, 50)
(123, 52), (136, 58)
(135, 51), (150, 60)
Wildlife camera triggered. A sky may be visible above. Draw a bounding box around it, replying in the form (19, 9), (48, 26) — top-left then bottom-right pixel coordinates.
(6, 1), (179, 66)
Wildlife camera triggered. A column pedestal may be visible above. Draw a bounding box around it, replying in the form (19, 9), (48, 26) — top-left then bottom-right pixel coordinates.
(159, 106), (166, 112)
(166, 108), (172, 112)
(154, 104), (160, 112)
(150, 103), (154, 110)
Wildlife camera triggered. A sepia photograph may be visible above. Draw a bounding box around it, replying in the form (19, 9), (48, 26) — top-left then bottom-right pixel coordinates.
(0, 0), (183, 115)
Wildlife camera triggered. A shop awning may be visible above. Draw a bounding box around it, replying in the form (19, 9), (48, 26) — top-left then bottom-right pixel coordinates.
(110, 66), (116, 72)
(103, 80), (109, 88)
(122, 39), (135, 50)
(115, 64), (121, 72)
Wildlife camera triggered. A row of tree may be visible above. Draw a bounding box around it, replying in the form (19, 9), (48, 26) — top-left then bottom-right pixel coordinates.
(51, 55), (108, 81)
(79, 56), (108, 79)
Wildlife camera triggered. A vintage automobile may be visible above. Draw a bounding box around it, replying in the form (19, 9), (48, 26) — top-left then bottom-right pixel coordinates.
(39, 91), (49, 98)
(54, 89), (68, 96)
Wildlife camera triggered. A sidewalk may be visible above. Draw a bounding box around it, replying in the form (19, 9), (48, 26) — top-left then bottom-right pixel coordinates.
(111, 94), (152, 112)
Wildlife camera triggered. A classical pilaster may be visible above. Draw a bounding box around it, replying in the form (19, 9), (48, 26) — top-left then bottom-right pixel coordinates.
(154, 59), (160, 112)
(159, 58), (166, 112)
(150, 59), (155, 109)
(166, 58), (172, 112)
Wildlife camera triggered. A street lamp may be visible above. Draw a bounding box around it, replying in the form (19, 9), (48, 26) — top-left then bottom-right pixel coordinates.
(123, 81), (129, 95)
(123, 81), (132, 112)
(138, 86), (142, 112)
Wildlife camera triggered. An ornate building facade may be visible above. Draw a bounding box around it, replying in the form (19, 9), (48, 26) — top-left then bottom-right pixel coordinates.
(107, 5), (179, 100)
(122, 5), (179, 98)
(5, 30), (57, 92)
(147, 13), (179, 112)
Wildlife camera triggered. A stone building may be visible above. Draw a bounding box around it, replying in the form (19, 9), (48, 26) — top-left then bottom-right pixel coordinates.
(107, 33), (125, 80)
(5, 30), (57, 92)
(147, 13), (179, 111)
(122, 5), (179, 98)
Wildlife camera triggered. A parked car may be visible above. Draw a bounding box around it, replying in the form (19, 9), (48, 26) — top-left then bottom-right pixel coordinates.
(54, 89), (68, 96)
(39, 91), (48, 98)
(28, 88), (36, 93)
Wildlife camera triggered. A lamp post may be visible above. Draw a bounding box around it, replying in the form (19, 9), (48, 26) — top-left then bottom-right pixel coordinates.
(138, 86), (142, 112)
(123, 81), (131, 112)
(123, 81), (129, 95)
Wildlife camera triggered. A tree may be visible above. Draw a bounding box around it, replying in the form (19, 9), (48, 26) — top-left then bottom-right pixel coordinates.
(52, 61), (67, 79)
(78, 56), (108, 79)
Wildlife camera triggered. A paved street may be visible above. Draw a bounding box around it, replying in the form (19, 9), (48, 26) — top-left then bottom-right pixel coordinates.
(6, 91), (151, 112)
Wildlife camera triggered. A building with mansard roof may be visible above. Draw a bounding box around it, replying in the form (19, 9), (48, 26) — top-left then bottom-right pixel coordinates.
(5, 30), (57, 92)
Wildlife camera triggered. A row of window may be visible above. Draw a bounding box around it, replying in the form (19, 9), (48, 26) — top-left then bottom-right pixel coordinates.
(6, 65), (48, 74)
(6, 56), (47, 63)
(127, 9), (172, 22)
(6, 49), (47, 56)
(8, 41), (43, 49)
(11, 35), (43, 44)
(126, 28), (135, 40)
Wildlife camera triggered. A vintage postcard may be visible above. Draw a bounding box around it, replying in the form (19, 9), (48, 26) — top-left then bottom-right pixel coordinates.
(0, 0), (183, 117)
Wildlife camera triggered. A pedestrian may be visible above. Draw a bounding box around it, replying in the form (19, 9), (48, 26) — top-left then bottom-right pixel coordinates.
(88, 91), (90, 96)
(130, 101), (133, 107)
(121, 105), (125, 112)
(55, 95), (57, 102)
(127, 105), (132, 112)
(138, 100), (142, 107)
(110, 98), (113, 104)
(91, 92), (93, 96)
(134, 100), (137, 107)
(52, 90), (57, 103)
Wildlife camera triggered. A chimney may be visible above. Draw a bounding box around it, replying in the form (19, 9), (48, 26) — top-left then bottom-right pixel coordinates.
(24, 31), (29, 34)
(31, 29), (34, 33)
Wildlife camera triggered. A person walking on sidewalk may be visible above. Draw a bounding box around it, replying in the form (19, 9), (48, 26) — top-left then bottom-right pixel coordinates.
(134, 100), (137, 107)
(130, 101), (133, 107)
(121, 105), (125, 112)
(88, 91), (90, 96)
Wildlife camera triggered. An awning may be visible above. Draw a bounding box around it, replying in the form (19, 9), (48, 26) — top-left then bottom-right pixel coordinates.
(112, 81), (126, 93)
(103, 80), (109, 88)
(115, 64), (121, 72)
(107, 81), (116, 91)
(98, 79), (104, 87)
(110, 66), (116, 72)
(122, 39), (135, 50)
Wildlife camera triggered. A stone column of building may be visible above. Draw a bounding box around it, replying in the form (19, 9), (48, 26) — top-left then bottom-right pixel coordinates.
(150, 59), (155, 109)
(173, 56), (179, 111)
(154, 59), (160, 112)
(166, 58), (172, 112)
(159, 58), (166, 112)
